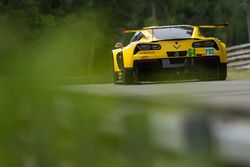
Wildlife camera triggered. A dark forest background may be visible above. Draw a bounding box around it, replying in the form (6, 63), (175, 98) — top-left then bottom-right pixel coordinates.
(0, 0), (250, 78)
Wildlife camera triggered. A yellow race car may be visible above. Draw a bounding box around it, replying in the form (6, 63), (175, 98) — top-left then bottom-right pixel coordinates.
(112, 24), (228, 84)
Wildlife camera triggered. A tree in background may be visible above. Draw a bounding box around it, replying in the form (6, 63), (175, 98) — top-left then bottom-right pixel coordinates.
(0, 0), (249, 76)
(238, 0), (250, 42)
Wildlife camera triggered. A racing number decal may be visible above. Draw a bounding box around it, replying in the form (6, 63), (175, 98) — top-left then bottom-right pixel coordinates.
(188, 48), (197, 57)
(205, 48), (215, 55)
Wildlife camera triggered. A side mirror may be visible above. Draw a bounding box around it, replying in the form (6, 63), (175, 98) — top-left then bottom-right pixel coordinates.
(115, 42), (124, 48)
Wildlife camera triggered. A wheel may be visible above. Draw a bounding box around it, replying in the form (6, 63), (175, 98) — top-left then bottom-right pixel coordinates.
(199, 63), (227, 81)
(112, 56), (119, 84)
(113, 71), (119, 84)
(121, 67), (134, 85)
(198, 58), (224, 81)
(198, 68), (213, 81)
(218, 63), (227, 81)
(118, 53), (134, 85)
(113, 52), (134, 85)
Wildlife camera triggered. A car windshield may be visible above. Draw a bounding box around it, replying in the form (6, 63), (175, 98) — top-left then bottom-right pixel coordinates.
(148, 27), (194, 40)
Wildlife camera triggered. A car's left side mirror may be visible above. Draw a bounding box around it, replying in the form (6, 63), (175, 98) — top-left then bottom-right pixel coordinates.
(115, 42), (124, 49)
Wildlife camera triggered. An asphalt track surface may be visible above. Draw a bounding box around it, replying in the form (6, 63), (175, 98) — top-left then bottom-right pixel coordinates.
(68, 79), (250, 109)
(67, 79), (250, 165)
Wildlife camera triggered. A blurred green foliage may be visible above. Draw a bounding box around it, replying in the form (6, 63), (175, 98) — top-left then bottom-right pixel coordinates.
(0, 0), (249, 79)
(0, 83), (220, 167)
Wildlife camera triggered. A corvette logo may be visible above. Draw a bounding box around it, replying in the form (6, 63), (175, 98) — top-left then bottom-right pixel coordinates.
(173, 42), (181, 49)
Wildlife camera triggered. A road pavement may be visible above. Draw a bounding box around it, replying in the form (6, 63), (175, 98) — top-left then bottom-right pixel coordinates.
(67, 79), (250, 109)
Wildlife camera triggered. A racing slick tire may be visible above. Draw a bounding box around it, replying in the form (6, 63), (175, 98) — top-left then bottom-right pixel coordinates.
(198, 70), (216, 82)
(113, 71), (119, 84)
(198, 57), (227, 81)
(112, 56), (120, 84)
(121, 68), (134, 85)
(218, 63), (227, 81)
(119, 53), (134, 85)
(199, 63), (227, 81)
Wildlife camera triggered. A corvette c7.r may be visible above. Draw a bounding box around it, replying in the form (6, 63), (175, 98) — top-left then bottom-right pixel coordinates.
(112, 24), (228, 84)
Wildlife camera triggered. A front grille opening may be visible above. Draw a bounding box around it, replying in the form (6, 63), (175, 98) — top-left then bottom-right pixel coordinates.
(169, 58), (186, 64)
(167, 51), (187, 57)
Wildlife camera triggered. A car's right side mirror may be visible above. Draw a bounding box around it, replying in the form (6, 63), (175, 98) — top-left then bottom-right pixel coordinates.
(115, 42), (124, 49)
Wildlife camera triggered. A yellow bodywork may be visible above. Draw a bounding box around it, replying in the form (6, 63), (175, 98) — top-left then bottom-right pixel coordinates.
(112, 25), (227, 73)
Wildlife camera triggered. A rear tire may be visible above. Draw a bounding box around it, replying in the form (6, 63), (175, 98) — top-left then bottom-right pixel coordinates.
(198, 68), (217, 81)
(112, 55), (119, 84)
(218, 63), (227, 81)
(198, 57), (227, 81)
(118, 53), (134, 85)
(113, 71), (119, 84)
(121, 67), (134, 85)
(199, 63), (227, 81)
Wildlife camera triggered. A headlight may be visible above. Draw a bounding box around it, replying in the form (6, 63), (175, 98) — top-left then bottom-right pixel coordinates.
(192, 40), (219, 50)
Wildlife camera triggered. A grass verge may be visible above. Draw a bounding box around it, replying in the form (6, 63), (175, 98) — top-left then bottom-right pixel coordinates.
(228, 69), (250, 80)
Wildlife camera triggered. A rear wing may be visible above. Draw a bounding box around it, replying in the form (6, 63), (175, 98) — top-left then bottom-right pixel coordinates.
(122, 23), (229, 34)
(197, 23), (229, 29)
(122, 27), (163, 34)
(122, 29), (142, 34)
(122, 26), (194, 34)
